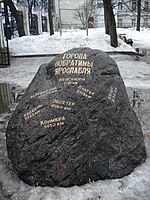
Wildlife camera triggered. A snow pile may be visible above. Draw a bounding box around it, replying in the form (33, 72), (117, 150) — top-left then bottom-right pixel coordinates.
(117, 28), (150, 48)
(9, 28), (136, 56)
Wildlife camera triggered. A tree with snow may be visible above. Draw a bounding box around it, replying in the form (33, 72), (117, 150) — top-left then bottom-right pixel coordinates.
(5, 0), (25, 37)
(103, 0), (118, 47)
(48, 0), (54, 35)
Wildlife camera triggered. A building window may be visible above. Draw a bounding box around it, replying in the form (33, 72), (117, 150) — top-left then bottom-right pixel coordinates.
(97, 0), (103, 8)
(132, 1), (137, 11)
(144, 1), (149, 11)
(118, 2), (123, 10)
(132, 18), (136, 27)
(51, 0), (55, 15)
(90, 0), (94, 4)
(118, 19), (123, 27)
(144, 18), (148, 26)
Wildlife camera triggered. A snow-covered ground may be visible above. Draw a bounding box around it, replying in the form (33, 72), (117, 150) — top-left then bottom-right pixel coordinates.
(8, 27), (150, 56)
(0, 28), (150, 200)
(0, 27), (149, 89)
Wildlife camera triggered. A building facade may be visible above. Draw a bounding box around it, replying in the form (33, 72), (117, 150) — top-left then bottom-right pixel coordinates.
(55, 0), (105, 29)
(54, 0), (150, 29)
(117, 0), (150, 28)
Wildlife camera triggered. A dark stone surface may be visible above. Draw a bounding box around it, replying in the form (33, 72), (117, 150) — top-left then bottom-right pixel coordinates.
(6, 48), (146, 187)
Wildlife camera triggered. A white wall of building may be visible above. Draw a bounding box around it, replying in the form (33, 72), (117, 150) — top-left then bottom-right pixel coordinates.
(117, 0), (150, 28)
(55, 0), (105, 29)
(55, 0), (84, 29)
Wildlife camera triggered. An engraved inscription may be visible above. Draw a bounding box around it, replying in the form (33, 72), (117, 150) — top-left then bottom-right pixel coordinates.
(77, 85), (95, 99)
(59, 77), (86, 85)
(24, 104), (43, 120)
(51, 99), (75, 110)
(55, 53), (93, 75)
(55, 60), (93, 68)
(55, 66), (91, 75)
(63, 53), (87, 60)
(30, 87), (58, 99)
(108, 86), (117, 103)
(40, 116), (65, 128)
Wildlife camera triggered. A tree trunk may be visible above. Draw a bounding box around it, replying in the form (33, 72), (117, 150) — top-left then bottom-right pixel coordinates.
(136, 0), (141, 31)
(110, 18), (118, 48)
(103, 1), (110, 34)
(48, 0), (54, 35)
(5, 0), (25, 37)
(103, 0), (118, 47)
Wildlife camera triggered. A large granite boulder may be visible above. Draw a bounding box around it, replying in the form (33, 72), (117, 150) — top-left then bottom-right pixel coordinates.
(6, 48), (146, 187)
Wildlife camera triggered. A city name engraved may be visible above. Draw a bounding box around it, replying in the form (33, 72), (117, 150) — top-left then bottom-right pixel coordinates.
(30, 87), (58, 99)
(55, 66), (91, 75)
(55, 53), (93, 75)
(24, 104), (43, 120)
(108, 86), (117, 103)
(40, 116), (65, 128)
(51, 99), (75, 110)
(77, 85), (95, 99)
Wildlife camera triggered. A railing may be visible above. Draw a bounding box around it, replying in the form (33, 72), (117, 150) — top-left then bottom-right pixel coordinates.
(29, 13), (39, 35)
(0, 0), (10, 67)
(10, 11), (23, 38)
(0, 83), (13, 113)
(0, 48), (10, 67)
(42, 16), (47, 32)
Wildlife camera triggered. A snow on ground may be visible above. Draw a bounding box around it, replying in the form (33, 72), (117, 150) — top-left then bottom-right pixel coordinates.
(8, 28), (150, 56)
(111, 54), (150, 89)
(0, 28), (149, 89)
(0, 54), (150, 90)
(117, 28), (150, 48)
(9, 28), (138, 56)
(0, 28), (150, 200)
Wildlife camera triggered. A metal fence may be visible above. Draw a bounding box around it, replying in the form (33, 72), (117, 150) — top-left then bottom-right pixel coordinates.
(10, 11), (23, 38)
(0, 0), (10, 67)
(0, 48), (10, 67)
(42, 16), (47, 32)
(29, 13), (39, 35)
(0, 83), (13, 113)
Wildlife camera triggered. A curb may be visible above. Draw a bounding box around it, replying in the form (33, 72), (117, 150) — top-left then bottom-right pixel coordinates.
(11, 54), (59, 58)
(107, 51), (144, 56)
(10, 51), (144, 58)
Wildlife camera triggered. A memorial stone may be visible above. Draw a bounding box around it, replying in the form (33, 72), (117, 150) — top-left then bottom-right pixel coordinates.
(6, 48), (146, 187)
